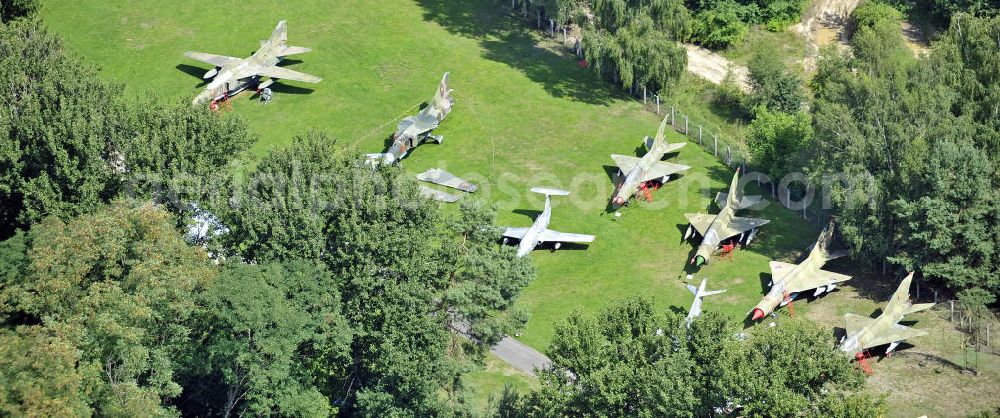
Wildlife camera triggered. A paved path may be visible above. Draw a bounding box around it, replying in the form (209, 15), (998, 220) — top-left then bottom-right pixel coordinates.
(490, 336), (552, 376)
(451, 320), (551, 376)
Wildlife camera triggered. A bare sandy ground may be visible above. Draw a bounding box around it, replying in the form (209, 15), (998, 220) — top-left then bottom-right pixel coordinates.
(684, 44), (751, 92)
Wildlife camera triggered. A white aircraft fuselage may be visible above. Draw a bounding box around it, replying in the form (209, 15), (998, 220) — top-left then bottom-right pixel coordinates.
(517, 195), (554, 257)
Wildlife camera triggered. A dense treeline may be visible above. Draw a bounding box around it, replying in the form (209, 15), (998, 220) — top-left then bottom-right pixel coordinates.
(505, 0), (810, 99)
(738, 7), (1000, 305)
(0, 20), (256, 239)
(0, 18), (535, 416)
(810, 9), (1000, 305)
(496, 298), (885, 417)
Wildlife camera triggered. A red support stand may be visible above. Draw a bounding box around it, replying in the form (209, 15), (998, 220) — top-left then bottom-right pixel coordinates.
(639, 182), (654, 202)
(719, 243), (736, 261)
(855, 352), (874, 375)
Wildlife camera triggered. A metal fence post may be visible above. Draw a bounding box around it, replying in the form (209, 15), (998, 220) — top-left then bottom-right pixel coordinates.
(713, 135), (717, 156)
(655, 95), (660, 114)
(726, 145), (731, 165)
(698, 125), (702, 144)
(671, 106), (675, 126)
(684, 116), (689, 134)
(643, 86), (647, 104)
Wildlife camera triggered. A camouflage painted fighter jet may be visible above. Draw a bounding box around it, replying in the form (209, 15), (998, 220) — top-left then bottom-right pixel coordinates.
(750, 223), (851, 321)
(502, 187), (595, 257)
(683, 168), (769, 266)
(839, 272), (934, 357)
(686, 278), (726, 325)
(610, 115), (690, 208)
(184, 20), (321, 106)
(368, 72), (453, 164)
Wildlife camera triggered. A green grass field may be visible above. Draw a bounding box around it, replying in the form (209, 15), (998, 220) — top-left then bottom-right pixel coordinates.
(39, 0), (999, 415)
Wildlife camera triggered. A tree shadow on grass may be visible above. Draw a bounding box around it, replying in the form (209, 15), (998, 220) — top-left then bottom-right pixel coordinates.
(414, 0), (618, 105)
(826, 258), (902, 303)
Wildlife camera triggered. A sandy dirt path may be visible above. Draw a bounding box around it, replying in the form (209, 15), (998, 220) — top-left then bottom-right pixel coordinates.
(684, 44), (751, 92)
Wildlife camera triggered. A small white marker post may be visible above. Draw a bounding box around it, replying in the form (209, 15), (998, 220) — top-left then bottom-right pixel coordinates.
(655, 95), (660, 114)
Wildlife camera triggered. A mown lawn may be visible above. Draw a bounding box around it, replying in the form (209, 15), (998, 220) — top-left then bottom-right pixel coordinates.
(40, 0), (997, 415)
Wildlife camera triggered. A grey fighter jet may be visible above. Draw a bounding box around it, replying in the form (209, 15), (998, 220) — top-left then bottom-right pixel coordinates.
(839, 272), (934, 357)
(502, 188), (595, 257)
(750, 222), (851, 321)
(184, 20), (321, 106)
(610, 115), (690, 208)
(369, 72), (453, 164)
(686, 278), (726, 325)
(683, 168), (769, 266)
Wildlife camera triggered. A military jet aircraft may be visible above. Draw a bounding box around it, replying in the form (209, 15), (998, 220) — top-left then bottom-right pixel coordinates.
(839, 272), (934, 357)
(502, 187), (595, 257)
(686, 278), (726, 325)
(683, 168), (769, 266)
(184, 20), (321, 106)
(750, 223), (851, 321)
(610, 115), (690, 208)
(368, 72), (453, 164)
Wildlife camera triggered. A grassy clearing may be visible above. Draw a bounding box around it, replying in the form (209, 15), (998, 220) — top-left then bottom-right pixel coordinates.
(719, 26), (809, 73)
(39, 0), (998, 414)
(461, 354), (537, 412)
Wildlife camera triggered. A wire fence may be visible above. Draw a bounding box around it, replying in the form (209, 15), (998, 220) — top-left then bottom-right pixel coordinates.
(503, 2), (1000, 371)
(502, 4), (835, 227)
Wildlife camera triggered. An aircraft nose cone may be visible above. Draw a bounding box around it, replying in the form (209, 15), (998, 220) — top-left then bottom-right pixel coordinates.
(751, 308), (765, 321)
(612, 196), (624, 207)
(694, 255), (706, 266)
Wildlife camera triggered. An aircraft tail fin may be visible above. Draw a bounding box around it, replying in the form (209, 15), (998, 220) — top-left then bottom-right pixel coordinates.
(812, 221), (845, 262)
(725, 168), (742, 206)
(887, 272), (917, 311)
(430, 72), (453, 116)
(269, 20), (288, 45)
(530, 187), (570, 196)
(651, 114), (669, 147)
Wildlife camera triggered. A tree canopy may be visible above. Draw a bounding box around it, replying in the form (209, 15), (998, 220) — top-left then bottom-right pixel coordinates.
(496, 297), (884, 417)
(0, 20), (255, 239)
(808, 12), (1000, 302)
